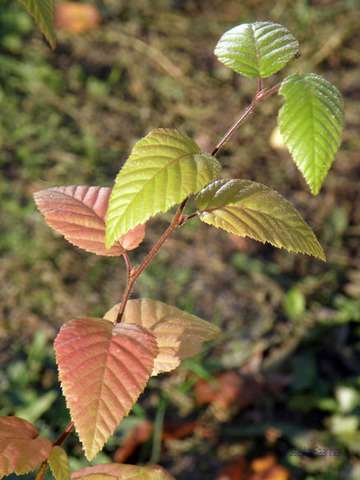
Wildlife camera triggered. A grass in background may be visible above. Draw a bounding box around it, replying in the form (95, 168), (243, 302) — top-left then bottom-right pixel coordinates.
(1, 0), (360, 478)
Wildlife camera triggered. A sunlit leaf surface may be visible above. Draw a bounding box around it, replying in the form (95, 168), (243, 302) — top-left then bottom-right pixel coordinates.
(105, 298), (221, 375)
(54, 319), (159, 460)
(278, 73), (344, 195)
(214, 21), (299, 78)
(195, 179), (325, 260)
(34, 186), (145, 256)
(106, 129), (221, 248)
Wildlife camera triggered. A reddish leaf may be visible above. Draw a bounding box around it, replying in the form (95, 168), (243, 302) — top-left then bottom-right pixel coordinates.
(55, 2), (101, 34)
(34, 186), (145, 256)
(72, 463), (175, 480)
(0, 416), (52, 476)
(104, 299), (221, 375)
(54, 318), (159, 460)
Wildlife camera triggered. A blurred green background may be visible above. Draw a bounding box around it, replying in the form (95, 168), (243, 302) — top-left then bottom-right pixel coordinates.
(1, 0), (359, 479)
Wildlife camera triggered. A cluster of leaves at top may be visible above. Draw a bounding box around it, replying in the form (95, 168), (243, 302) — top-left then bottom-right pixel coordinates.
(1, 21), (343, 480)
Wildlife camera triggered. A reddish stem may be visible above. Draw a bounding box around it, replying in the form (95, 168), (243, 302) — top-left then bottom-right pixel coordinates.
(35, 422), (75, 480)
(35, 461), (48, 480)
(115, 198), (188, 323)
(211, 81), (281, 157)
(54, 421), (75, 446)
(123, 252), (132, 280)
(114, 81), (283, 322)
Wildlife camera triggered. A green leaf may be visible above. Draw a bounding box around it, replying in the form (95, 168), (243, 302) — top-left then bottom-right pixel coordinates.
(195, 179), (325, 260)
(214, 21), (299, 78)
(19, 0), (56, 48)
(106, 129), (221, 248)
(278, 73), (344, 195)
(49, 446), (71, 480)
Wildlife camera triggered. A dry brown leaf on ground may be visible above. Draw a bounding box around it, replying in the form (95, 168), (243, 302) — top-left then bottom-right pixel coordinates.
(250, 455), (290, 480)
(55, 2), (100, 34)
(217, 456), (250, 480)
(194, 372), (263, 411)
(114, 420), (214, 463)
(217, 455), (290, 480)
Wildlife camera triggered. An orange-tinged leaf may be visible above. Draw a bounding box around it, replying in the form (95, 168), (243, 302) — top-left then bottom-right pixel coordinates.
(0, 416), (52, 476)
(54, 318), (159, 460)
(72, 463), (175, 480)
(34, 186), (145, 256)
(48, 446), (71, 480)
(55, 2), (100, 34)
(104, 299), (221, 376)
(250, 455), (290, 480)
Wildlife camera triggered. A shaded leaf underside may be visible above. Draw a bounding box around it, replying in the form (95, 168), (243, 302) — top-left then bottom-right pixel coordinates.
(104, 298), (221, 375)
(195, 179), (325, 260)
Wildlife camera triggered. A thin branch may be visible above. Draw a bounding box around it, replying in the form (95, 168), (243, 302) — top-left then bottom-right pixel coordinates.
(211, 82), (282, 157)
(54, 421), (75, 447)
(114, 81), (283, 323)
(35, 461), (48, 480)
(179, 211), (199, 226)
(35, 421), (75, 480)
(123, 252), (132, 280)
(115, 198), (188, 323)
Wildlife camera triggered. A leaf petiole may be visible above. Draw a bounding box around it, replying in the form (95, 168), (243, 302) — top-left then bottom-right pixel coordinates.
(211, 82), (281, 157)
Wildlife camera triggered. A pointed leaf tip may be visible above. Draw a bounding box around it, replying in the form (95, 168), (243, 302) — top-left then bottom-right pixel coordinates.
(215, 21), (299, 78)
(54, 318), (159, 460)
(195, 179), (325, 261)
(34, 186), (145, 255)
(278, 73), (344, 195)
(105, 129), (221, 248)
(20, 0), (56, 48)
(105, 298), (221, 375)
